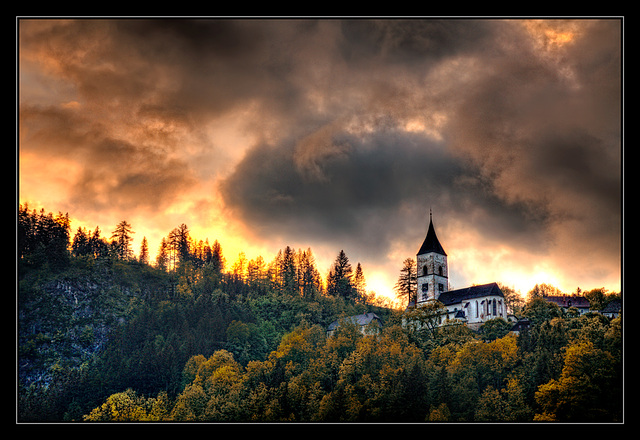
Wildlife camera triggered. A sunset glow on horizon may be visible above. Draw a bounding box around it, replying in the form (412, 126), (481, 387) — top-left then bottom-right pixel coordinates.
(18, 18), (622, 303)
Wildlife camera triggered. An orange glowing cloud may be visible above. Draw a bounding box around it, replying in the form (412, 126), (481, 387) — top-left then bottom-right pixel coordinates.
(18, 18), (622, 302)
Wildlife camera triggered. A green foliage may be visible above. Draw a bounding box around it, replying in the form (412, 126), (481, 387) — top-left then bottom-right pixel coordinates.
(18, 205), (623, 423)
(480, 318), (513, 341)
(75, 301), (623, 422)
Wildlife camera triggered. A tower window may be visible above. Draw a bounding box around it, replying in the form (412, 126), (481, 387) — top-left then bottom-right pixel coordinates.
(438, 283), (444, 292)
(423, 266), (429, 276)
(438, 266), (443, 276)
(421, 284), (428, 292)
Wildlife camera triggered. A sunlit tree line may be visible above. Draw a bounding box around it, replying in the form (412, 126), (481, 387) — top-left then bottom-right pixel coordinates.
(18, 205), (622, 422)
(19, 204), (376, 305)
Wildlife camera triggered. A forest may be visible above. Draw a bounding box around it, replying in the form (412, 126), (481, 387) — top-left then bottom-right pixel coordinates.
(17, 204), (623, 423)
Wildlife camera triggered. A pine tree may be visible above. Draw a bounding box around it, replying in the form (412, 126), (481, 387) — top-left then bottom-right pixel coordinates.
(18, 205), (70, 270)
(247, 255), (268, 291)
(231, 252), (247, 282)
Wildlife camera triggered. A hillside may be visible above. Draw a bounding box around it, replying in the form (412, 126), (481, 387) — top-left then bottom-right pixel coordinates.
(17, 205), (395, 421)
(17, 206), (622, 422)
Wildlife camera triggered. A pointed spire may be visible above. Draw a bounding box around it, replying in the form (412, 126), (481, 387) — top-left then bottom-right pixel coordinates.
(417, 210), (447, 256)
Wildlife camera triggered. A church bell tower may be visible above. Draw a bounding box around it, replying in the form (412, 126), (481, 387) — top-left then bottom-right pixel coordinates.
(416, 211), (448, 304)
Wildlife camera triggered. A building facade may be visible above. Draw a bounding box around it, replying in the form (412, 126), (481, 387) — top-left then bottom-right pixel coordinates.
(410, 213), (508, 330)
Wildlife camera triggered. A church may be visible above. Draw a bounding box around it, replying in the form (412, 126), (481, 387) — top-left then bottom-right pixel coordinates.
(407, 213), (508, 330)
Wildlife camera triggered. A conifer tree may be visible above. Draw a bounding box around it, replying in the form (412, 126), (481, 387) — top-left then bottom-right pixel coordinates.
(139, 237), (149, 265)
(298, 248), (322, 299)
(394, 258), (417, 306)
(327, 250), (353, 299)
(168, 224), (191, 267)
(89, 226), (109, 259)
(72, 227), (91, 257)
(18, 205), (71, 270)
(353, 262), (366, 302)
(156, 237), (169, 271)
(210, 240), (225, 273)
(281, 246), (297, 296)
(111, 220), (135, 260)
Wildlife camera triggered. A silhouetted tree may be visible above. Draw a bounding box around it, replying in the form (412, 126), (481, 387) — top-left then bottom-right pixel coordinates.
(18, 205), (70, 271)
(326, 250), (353, 299)
(111, 220), (135, 260)
(72, 227), (91, 257)
(156, 238), (169, 271)
(353, 262), (366, 302)
(168, 224), (191, 268)
(139, 237), (149, 265)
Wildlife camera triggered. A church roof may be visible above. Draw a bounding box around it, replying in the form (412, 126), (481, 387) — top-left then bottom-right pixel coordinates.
(437, 282), (503, 306)
(417, 216), (446, 256)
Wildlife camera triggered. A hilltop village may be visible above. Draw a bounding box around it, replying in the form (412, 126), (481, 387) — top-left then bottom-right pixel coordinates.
(18, 205), (622, 422)
(329, 214), (621, 336)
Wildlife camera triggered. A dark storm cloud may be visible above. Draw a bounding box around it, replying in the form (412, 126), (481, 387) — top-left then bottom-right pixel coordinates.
(338, 19), (491, 64)
(20, 18), (622, 289)
(21, 18), (499, 217)
(443, 19), (621, 261)
(104, 19), (497, 129)
(219, 128), (548, 263)
(217, 18), (621, 274)
(107, 19), (332, 123)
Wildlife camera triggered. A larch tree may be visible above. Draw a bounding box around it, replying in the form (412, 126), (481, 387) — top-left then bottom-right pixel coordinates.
(139, 237), (149, 265)
(394, 258), (417, 306)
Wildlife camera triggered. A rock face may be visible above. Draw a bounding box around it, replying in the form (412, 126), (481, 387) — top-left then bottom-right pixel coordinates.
(18, 263), (145, 387)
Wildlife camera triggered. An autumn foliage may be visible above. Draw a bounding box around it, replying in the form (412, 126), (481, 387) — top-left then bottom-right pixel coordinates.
(18, 205), (622, 422)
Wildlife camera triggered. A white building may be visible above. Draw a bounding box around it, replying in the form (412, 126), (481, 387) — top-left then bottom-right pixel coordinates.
(408, 213), (508, 330)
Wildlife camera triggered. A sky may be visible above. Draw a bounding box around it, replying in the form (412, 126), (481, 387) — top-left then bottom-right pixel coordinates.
(18, 18), (623, 302)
